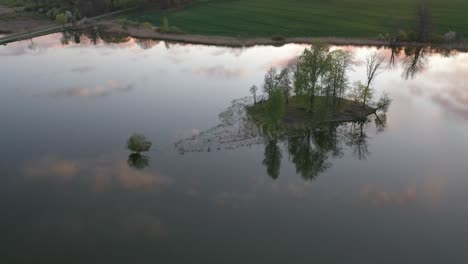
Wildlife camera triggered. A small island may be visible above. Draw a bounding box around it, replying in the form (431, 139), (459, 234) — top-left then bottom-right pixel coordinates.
(244, 45), (390, 134)
(247, 95), (376, 129)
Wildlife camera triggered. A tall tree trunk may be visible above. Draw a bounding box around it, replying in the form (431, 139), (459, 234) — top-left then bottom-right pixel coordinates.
(309, 84), (315, 113)
(310, 93), (315, 113)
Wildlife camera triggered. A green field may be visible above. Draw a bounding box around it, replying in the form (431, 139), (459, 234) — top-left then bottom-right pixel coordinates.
(127, 0), (468, 38)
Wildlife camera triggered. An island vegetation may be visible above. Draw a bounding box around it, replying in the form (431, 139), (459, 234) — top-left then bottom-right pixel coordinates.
(175, 45), (391, 180)
(247, 44), (390, 134)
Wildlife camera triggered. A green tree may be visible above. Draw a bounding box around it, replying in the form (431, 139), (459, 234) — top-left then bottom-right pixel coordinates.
(55, 13), (68, 25)
(350, 81), (372, 106)
(277, 67), (293, 104)
(127, 133), (152, 154)
(294, 44), (330, 112)
(322, 50), (353, 106)
(263, 67), (278, 98)
(264, 88), (285, 131)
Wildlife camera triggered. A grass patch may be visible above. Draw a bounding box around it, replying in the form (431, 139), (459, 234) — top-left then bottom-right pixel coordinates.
(126, 0), (468, 38)
(247, 95), (372, 131)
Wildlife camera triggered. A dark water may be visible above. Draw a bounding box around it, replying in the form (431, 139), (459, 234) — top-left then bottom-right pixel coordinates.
(1, 33), (468, 263)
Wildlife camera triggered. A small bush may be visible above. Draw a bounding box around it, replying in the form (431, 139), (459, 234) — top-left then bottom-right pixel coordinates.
(397, 30), (409, 42)
(55, 13), (67, 24)
(407, 31), (416, 41)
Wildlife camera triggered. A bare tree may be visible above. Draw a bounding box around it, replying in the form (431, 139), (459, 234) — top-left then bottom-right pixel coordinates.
(363, 52), (385, 107)
(402, 46), (428, 79)
(250, 85), (258, 104)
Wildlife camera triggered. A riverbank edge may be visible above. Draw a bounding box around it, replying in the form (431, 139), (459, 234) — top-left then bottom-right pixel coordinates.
(93, 21), (468, 51)
(2, 17), (468, 51)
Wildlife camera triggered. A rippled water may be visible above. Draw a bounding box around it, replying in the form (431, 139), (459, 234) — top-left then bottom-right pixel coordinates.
(1, 33), (468, 263)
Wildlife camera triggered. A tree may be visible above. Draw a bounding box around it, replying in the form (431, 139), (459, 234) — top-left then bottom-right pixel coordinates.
(351, 81), (372, 106)
(277, 67), (293, 104)
(263, 67), (278, 98)
(415, 2), (433, 42)
(127, 134), (152, 154)
(322, 50), (353, 106)
(294, 44), (330, 112)
(264, 88), (285, 131)
(363, 52), (385, 107)
(250, 85), (258, 104)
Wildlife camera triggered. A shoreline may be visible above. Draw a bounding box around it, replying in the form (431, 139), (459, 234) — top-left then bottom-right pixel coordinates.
(246, 96), (378, 131)
(94, 21), (468, 51)
(2, 15), (468, 51)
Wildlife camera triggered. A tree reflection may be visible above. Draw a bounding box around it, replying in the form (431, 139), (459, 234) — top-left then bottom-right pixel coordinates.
(127, 153), (150, 170)
(287, 128), (330, 181)
(175, 97), (390, 180)
(262, 137), (282, 179)
(83, 28), (100, 45)
(344, 121), (369, 160)
(135, 38), (159, 50)
(387, 45), (402, 69)
(402, 46), (428, 79)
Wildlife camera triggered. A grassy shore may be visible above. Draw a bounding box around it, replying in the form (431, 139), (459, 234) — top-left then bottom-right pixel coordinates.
(126, 0), (468, 38)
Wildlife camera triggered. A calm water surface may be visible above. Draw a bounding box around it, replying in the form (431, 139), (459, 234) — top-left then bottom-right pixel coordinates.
(1, 33), (468, 263)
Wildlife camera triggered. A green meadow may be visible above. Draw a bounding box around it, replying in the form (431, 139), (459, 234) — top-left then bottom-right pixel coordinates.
(127, 0), (468, 38)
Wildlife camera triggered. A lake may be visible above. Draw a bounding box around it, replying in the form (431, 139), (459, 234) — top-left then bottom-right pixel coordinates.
(1, 32), (468, 263)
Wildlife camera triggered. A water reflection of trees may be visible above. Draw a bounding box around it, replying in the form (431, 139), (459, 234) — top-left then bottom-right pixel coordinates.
(50, 30), (458, 79)
(127, 153), (150, 170)
(402, 46), (429, 79)
(263, 137), (282, 179)
(175, 98), (385, 181)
